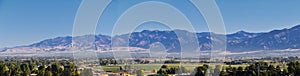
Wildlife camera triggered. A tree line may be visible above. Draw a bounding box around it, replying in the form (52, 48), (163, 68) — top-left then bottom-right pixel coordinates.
(218, 61), (300, 76)
(155, 61), (300, 76)
(0, 60), (80, 76)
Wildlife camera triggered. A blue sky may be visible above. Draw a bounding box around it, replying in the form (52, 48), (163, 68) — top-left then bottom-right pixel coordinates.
(1, 0), (300, 48)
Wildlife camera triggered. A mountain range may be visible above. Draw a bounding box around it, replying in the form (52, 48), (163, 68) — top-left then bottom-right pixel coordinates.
(2, 25), (300, 53)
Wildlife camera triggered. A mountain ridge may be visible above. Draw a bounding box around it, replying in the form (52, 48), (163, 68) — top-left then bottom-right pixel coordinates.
(3, 25), (300, 53)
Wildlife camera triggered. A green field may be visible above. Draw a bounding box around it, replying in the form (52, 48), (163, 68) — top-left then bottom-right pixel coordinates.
(98, 66), (122, 72)
(98, 64), (250, 72)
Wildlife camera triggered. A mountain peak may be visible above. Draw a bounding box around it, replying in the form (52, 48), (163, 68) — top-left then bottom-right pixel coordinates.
(236, 30), (248, 34)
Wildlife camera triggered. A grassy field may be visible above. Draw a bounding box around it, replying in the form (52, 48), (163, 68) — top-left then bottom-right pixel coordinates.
(129, 64), (199, 71)
(98, 64), (250, 72)
(98, 66), (122, 72)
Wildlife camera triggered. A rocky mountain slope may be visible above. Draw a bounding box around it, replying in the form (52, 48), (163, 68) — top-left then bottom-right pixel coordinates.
(3, 25), (300, 53)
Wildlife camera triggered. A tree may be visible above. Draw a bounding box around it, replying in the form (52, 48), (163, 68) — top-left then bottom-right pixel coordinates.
(203, 64), (209, 69)
(195, 66), (207, 76)
(119, 66), (123, 71)
(20, 63), (31, 76)
(38, 65), (46, 76)
(45, 70), (53, 76)
(51, 62), (61, 76)
(282, 69), (289, 76)
(288, 62), (296, 75)
(262, 71), (268, 76)
(72, 69), (80, 76)
(62, 68), (72, 76)
(38, 70), (45, 76)
(2, 65), (10, 76)
(267, 65), (276, 75)
(167, 67), (177, 74)
(268, 65), (275, 71)
(161, 65), (168, 68)
(246, 64), (257, 76)
(157, 68), (167, 74)
(236, 66), (244, 76)
(11, 65), (21, 76)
